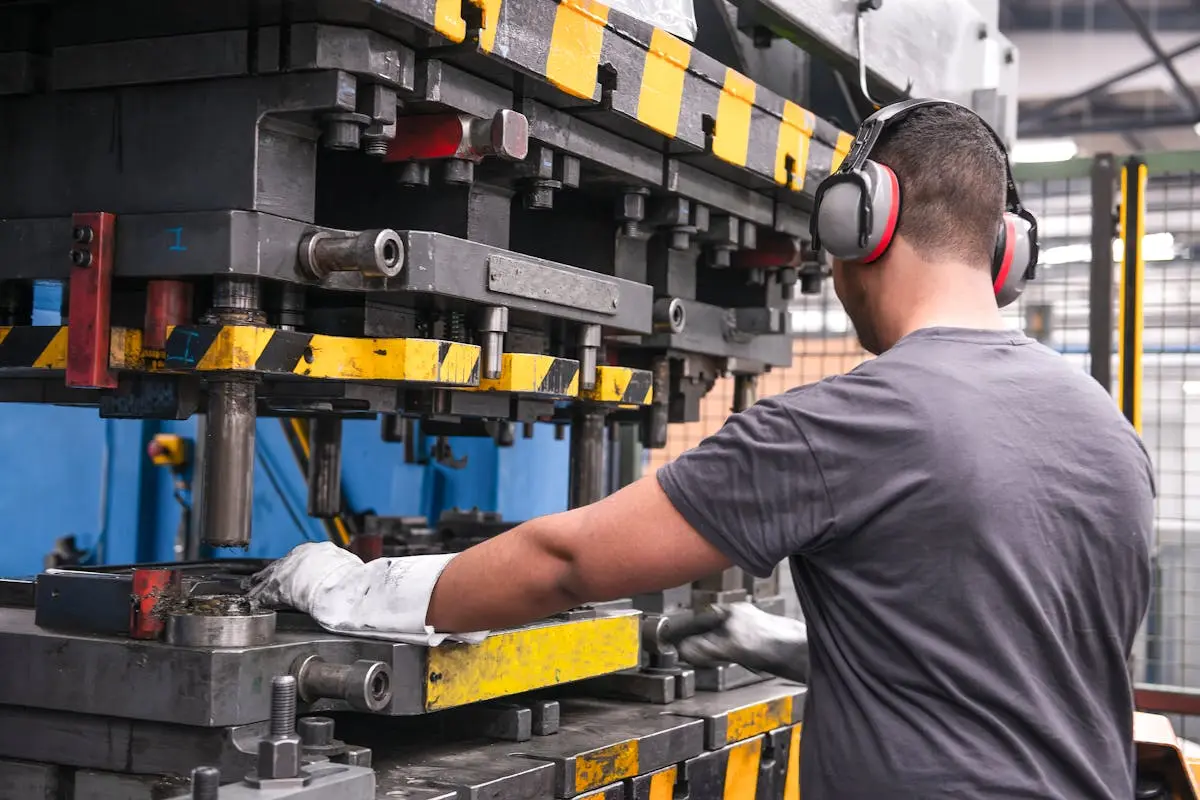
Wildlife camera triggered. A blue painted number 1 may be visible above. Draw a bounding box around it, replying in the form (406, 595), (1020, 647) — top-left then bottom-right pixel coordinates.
(167, 227), (188, 252)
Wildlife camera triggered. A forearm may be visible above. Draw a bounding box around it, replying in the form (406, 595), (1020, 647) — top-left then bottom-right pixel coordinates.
(425, 511), (587, 632)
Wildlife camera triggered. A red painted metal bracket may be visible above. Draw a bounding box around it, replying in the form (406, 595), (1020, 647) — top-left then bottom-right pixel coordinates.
(67, 211), (118, 388)
(129, 567), (175, 640)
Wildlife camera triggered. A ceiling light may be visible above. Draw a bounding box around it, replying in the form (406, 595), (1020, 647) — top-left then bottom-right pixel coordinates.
(1011, 138), (1078, 164)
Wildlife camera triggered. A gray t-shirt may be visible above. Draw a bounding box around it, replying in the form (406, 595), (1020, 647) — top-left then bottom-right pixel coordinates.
(657, 327), (1154, 799)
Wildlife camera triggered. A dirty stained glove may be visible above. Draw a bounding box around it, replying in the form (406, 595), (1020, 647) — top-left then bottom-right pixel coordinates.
(243, 541), (488, 646)
(672, 602), (810, 684)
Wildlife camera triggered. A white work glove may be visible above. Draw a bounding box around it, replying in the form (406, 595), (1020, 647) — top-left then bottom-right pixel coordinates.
(244, 541), (488, 646)
(674, 602), (810, 684)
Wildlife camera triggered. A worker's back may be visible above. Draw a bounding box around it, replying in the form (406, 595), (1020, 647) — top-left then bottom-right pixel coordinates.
(788, 326), (1154, 798)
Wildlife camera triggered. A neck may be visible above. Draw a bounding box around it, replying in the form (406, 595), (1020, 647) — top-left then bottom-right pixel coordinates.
(875, 265), (1007, 349)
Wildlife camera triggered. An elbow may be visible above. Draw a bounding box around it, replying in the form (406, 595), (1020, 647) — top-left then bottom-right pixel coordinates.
(529, 513), (596, 609)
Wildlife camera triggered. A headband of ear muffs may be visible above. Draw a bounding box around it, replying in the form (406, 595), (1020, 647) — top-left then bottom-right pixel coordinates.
(810, 99), (1040, 308)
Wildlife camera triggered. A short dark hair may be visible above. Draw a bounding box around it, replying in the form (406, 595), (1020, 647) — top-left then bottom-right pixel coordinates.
(871, 104), (1007, 269)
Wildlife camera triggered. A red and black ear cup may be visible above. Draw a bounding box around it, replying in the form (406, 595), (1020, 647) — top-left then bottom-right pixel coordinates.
(992, 211), (1035, 308)
(812, 161), (901, 263)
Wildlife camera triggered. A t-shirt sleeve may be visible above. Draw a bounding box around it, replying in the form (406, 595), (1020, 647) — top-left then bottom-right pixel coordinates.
(655, 390), (838, 577)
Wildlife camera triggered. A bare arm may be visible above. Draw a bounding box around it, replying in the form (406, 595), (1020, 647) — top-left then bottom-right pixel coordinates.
(426, 473), (733, 632)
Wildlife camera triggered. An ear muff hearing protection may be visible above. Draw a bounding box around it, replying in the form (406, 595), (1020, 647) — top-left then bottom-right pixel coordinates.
(809, 98), (1040, 308)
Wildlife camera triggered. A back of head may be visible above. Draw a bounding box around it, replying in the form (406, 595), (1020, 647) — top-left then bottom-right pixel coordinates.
(872, 105), (1008, 270)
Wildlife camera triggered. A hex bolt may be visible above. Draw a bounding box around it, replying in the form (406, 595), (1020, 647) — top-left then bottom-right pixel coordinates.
(578, 323), (601, 391)
(478, 306), (509, 380)
(191, 766), (220, 800)
(616, 187), (649, 238)
(779, 267), (799, 300)
(298, 716), (336, 748)
(443, 158), (475, 185)
(733, 374), (759, 413)
(271, 675), (298, 737)
(524, 184), (556, 210)
(321, 112), (371, 151)
(362, 134), (392, 157)
(72, 226), (93, 244)
(396, 162), (431, 187)
(253, 675), (303, 782)
(669, 229), (692, 250)
(800, 268), (823, 295)
(69, 249), (92, 267)
(495, 421), (515, 447)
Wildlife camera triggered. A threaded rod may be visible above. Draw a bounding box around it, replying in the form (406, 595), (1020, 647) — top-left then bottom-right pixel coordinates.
(271, 675), (298, 737)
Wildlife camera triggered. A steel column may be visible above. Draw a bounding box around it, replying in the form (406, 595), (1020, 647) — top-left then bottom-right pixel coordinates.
(1089, 154), (1118, 393)
(569, 410), (607, 508)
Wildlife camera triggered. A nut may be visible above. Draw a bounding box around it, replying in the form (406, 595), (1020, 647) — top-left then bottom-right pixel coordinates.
(257, 735), (301, 780)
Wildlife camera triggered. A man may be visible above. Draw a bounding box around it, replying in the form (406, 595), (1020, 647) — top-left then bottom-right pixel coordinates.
(250, 103), (1154, 797)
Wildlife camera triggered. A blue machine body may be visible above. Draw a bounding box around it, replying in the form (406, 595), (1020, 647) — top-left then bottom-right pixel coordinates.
(0, 410), (570, 577)
(0, 284), (571, 576)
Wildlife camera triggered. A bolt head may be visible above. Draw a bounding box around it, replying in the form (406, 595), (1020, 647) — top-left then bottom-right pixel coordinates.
(490, 109), (529, 161)
(72, 226), (93, 244)
(298, 716), (336, 747)
(70, 249), (92, 267)
(258, 735), (301, 780)
(617, 192), (646, 222)
(525, 187), (555, 210)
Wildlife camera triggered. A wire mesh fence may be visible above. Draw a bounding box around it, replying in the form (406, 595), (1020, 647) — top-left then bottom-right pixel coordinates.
(1135, 161), (1200, 736)
(642, 150), (1200, 734)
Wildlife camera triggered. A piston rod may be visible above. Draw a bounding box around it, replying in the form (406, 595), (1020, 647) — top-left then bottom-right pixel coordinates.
(202, 378), (256, 548)
(569, 409), (607, 509)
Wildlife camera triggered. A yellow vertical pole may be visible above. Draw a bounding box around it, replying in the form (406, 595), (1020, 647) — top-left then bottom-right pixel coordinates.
(1117, 158), (1146, 434)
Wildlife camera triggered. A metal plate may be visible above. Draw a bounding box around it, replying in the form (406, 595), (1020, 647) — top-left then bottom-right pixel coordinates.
(0, 607), (641, 726)
(487, 255), (620, 316)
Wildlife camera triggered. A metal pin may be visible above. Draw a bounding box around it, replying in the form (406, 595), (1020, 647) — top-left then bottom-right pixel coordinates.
(479, 306), (509, 380)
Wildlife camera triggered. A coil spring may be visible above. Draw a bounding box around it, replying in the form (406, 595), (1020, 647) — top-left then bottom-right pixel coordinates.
(448, 311), (467, 342)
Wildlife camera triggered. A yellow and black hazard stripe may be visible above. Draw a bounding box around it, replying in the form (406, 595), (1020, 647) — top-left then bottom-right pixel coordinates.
(0, 324), (481, 386)
(0, 326), (67, 370)
(672, 686), (804, 750)
(160, 326), (481, 385)
(582, 365), (653, 406)
(472, 353), (581, 397)
(674, 724), (803, 800)
(413, 0), (850, 199)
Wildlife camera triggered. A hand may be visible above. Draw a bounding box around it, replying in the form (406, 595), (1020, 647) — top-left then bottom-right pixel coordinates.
(244, 541), (489, 646)
(243, 541), (362, 616)
(673, 602), (810, 684)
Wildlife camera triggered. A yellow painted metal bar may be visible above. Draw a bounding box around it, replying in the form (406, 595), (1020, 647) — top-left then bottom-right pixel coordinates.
(424, 613), (641, 710)
(775, 100), (815, 191)
(649, 766), (678, 800)
(475, 352), (580, 396)
(723, 736), (763, 799)
(712, 68), (757, 167)
(725, 695), (794, 743)
(637, 28), (691, 138)
(575, 740), (640, 794)
(1117, 158), (1146, 434)
(582, 365), (653, 405)
(830, 130), (856, 172)
(545, 0), (611, 100)
(783, 725), (802, 800)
